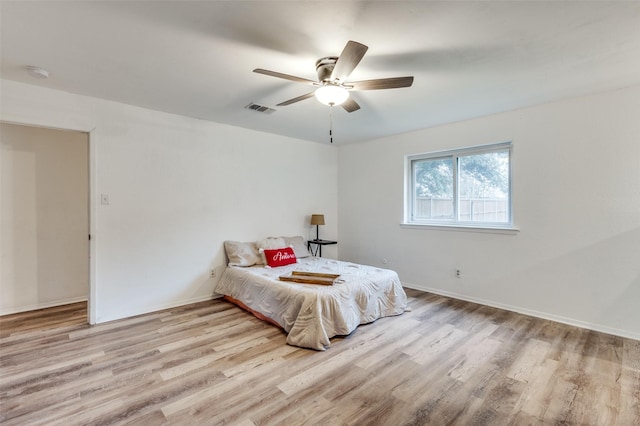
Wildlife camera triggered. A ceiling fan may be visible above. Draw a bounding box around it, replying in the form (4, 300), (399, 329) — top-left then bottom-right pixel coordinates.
(253, 40), (414, 113)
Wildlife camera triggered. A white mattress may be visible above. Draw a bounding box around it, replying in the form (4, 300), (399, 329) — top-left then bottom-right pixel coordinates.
(214, 257), (408, 350)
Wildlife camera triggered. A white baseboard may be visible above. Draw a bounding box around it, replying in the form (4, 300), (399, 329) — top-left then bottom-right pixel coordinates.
(0, 297), (88, 316)
(2, 293), (224, 322)
(403, 282), (640, 342)
(95, 294), (222, 324)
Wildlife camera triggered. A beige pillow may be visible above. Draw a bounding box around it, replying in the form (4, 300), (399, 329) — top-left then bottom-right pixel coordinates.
(281, 236), (311, 258)
(224, 241), (262, 267)
(257, 237), (287, 250)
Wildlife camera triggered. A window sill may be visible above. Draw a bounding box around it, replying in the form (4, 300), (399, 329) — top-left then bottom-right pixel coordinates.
(400, 222), (520, 235)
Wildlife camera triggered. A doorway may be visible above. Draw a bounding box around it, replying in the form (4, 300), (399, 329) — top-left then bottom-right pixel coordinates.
(1, 122), (90, 321)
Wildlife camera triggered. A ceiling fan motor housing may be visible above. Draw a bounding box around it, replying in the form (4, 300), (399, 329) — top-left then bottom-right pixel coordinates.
(316, 57), (338, 82)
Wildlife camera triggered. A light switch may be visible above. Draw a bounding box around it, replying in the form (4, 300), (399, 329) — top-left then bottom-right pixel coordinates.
(101, 194), (110, 205)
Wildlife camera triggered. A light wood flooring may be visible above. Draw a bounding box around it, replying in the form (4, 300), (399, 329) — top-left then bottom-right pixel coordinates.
(1, 289), (639, 425)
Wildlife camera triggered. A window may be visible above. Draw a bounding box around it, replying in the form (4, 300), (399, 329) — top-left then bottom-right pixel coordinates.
(405, 142), (513, 228)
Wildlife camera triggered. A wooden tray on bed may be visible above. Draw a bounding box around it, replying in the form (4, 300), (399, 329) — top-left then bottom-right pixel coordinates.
(279, 271), (340, 286)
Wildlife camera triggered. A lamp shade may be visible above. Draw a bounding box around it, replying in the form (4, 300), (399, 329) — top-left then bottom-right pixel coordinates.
(314, 85), (349, 106)
(310, 214), (325, 226)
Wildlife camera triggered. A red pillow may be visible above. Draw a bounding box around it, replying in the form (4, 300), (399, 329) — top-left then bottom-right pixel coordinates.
(263, 247), (297, 267)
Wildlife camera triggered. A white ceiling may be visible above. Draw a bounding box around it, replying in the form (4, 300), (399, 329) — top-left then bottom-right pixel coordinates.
(2, 1), (640, 144)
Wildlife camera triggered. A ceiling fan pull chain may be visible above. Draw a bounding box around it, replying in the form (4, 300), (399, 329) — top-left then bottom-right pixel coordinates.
(329, 104), (334, 143)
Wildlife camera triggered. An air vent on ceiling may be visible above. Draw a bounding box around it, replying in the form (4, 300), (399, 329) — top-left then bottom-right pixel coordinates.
(245, 103), (276, 114)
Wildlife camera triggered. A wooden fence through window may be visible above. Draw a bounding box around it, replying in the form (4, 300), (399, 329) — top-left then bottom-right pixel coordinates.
(414, 197), (508, 222)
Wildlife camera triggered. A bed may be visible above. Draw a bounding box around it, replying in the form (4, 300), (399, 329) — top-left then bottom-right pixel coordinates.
(214, 237), (408, 350)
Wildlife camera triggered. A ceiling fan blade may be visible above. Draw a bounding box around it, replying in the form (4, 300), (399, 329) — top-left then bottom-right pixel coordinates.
(253, 68), (316, 84)
(330, 41), (368, 83)
(276, 92), (316, 106)
(341, 97), (360, 113)
(349, 76), (414, 90)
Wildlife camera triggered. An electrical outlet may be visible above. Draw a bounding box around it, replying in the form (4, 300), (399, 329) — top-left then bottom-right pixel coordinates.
(382, 258), (388, 265)
(210, 268), (217, 278)
(455, 269), (461, 278)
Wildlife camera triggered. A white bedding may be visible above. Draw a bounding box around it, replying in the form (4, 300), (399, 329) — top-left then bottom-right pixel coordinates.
(214, 257), (408, 350)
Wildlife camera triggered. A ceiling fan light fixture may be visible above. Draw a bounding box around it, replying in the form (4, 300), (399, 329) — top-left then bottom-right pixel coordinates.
(315, 85), (349, 106)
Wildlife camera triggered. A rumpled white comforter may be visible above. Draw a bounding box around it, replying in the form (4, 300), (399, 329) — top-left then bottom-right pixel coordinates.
(214, 257), (408, 350)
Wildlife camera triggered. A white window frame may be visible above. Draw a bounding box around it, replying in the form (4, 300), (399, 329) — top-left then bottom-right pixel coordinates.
(403, 142), (517, 233)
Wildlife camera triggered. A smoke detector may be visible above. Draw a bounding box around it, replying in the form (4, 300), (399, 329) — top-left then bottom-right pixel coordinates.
(26, 66), (50, 79)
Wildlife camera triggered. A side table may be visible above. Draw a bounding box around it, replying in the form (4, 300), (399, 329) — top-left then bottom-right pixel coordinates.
(307, 239), (337, 257)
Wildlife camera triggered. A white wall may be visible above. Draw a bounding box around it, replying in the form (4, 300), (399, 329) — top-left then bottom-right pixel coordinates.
(338, 85), (640, 340)
(0, 79), (338, 323)
(1, 123), (89, 314)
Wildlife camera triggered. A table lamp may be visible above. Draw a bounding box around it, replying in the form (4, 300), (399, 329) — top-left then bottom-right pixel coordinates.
(310, 214), (325, 240)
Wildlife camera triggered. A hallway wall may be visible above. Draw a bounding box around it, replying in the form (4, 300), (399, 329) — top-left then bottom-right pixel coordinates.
(1, 122), (89, 314)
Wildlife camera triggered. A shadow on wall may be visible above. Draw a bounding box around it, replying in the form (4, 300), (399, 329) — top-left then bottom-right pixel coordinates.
(492, 226), (640, 338)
